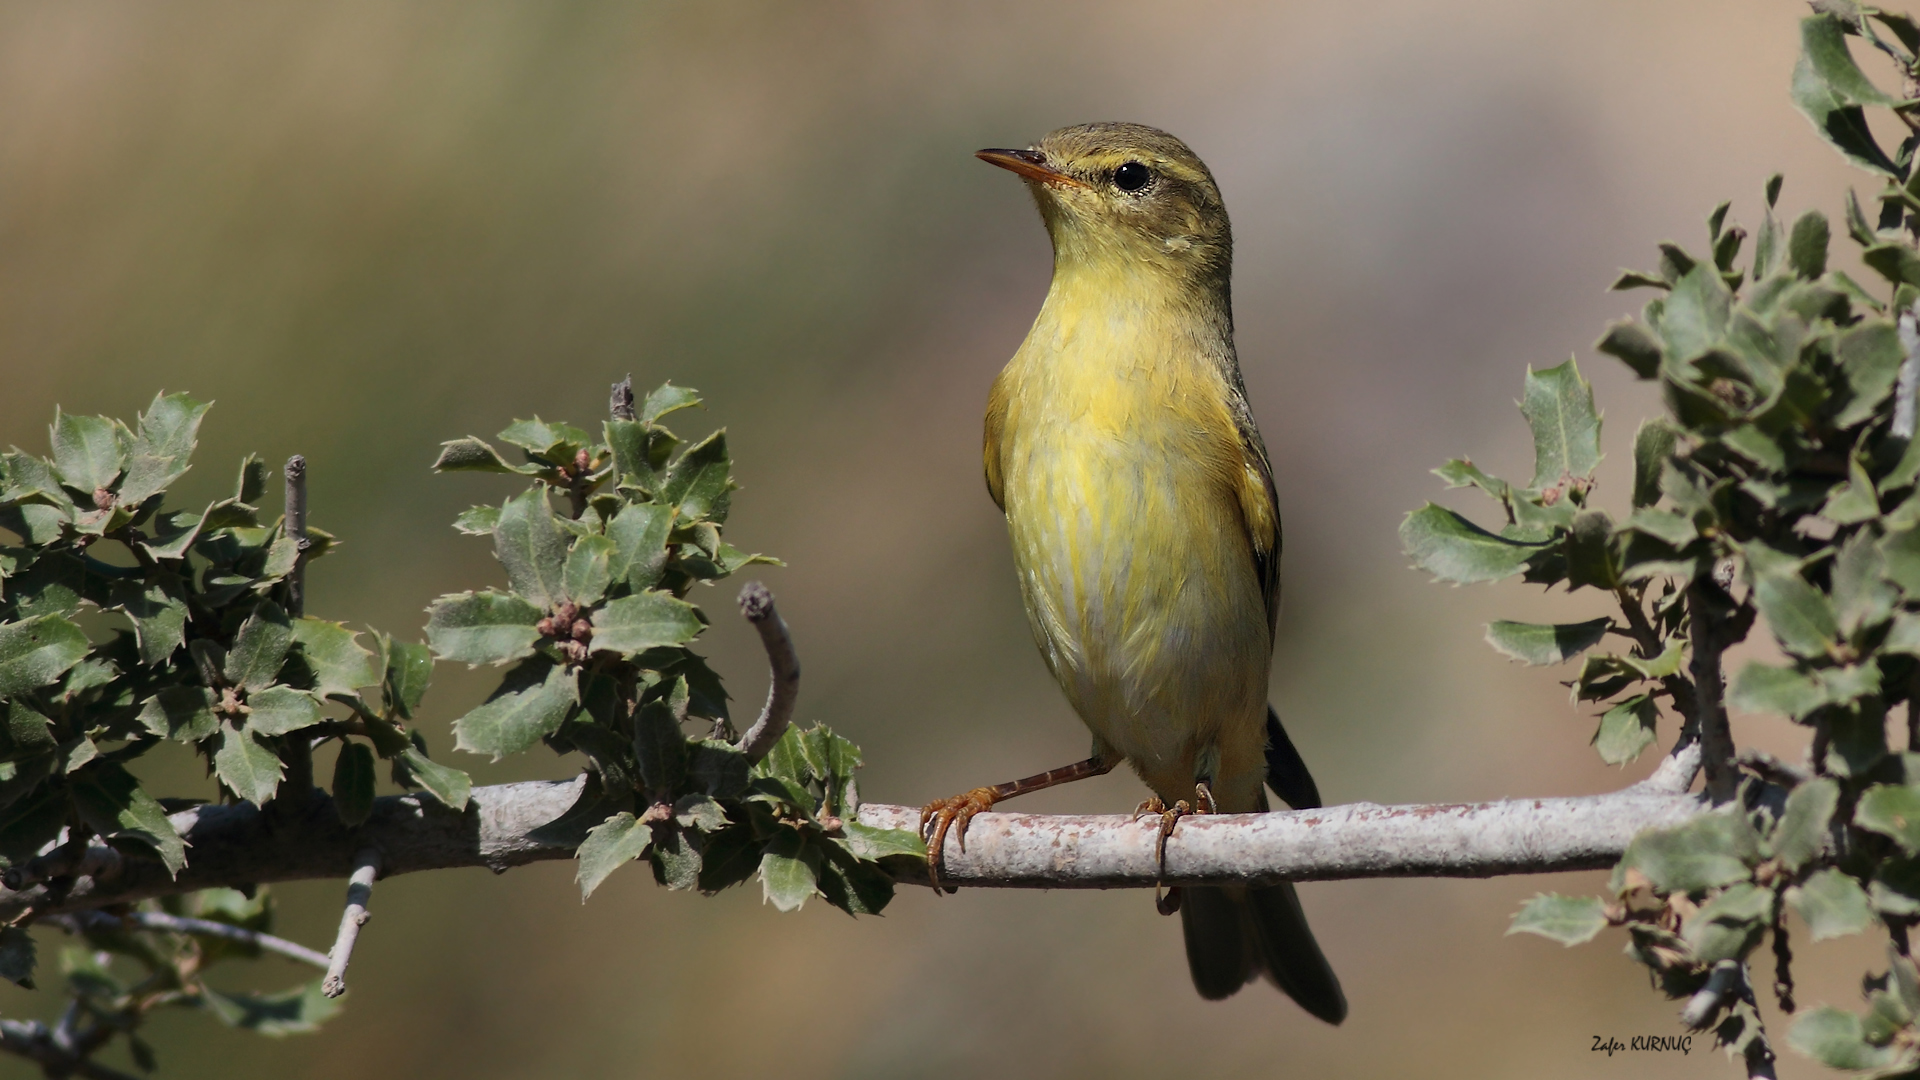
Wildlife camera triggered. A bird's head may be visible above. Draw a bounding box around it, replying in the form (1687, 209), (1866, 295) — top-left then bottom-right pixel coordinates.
(978, 122), (1231, 290)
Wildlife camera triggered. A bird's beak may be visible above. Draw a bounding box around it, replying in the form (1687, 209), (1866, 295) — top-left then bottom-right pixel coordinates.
(976, 148), (1087, 189)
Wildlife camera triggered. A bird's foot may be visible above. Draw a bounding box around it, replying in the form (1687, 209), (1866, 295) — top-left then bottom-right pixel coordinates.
(919, 787), (999, 891)
(1139, 782), (1217, 889)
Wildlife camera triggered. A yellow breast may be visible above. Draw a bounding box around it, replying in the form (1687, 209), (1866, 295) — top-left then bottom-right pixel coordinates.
(986, 266), (1273, 806)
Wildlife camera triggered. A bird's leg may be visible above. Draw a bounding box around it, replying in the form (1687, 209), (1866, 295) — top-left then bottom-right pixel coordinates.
(1144, 781), (1217, 915)
(920, 755), (1115, 889)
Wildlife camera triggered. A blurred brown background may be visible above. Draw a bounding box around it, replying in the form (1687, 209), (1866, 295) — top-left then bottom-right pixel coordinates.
(0, 1), (1893, 1076)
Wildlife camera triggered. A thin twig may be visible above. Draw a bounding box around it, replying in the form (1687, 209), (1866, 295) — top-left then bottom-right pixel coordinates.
(1689, 580), (1738, 802)
(0, 1019), (141, 1080)
(1, 841), (120, 892)
(321, 848), (380, 999)
(48, 910), (329, 969)
(283, 455), (308, 618)
(1626, 741), (1703, 796)
(279, 454), (314, 806)
(1736, 748), (1809, 789)
(1896, 304), (1920, 441)
(1682, 959), (1741, 1029)
(734, 582), (801, 763)
(1735, 963), (1778, 1080)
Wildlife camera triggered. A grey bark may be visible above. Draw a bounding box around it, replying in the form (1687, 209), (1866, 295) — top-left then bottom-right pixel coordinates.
(0, 745), (1705, 920)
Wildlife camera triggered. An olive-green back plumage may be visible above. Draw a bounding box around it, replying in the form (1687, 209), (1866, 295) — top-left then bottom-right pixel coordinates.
(981, 121), (1344, 1020)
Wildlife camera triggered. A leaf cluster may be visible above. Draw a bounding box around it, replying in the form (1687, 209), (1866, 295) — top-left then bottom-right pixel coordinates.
(426, 383), (921, 913)
(1459, 7), (1920, 1072)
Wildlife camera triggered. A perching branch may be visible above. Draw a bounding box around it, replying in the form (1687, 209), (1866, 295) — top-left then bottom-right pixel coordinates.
(0, 757), (1708, 920)
(734, 581), (801, 762)
(321, 848), (380, 998)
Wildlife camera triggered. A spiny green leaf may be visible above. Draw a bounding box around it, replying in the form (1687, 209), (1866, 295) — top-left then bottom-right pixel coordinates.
(1776, 778), (1840, 872)
(839, 821), (927, 861)
(1519, 359), (1602, 489)
(69, 761), (186, 874)
(1746, 552), (1840, 659)
(1793, 44), (1902, 177)
(1788, 868), (1876, 940)
(563, 534), (615, 607)
(291, 618), (379, 698)
(576, 811), (651, 900)
(453, 505), (501, 535)
(109, 578), (187, 665)
(202, 980), (340, 1036)
(492, 488), (570, 610)
(1632, 418), (1679, 508)
(758, 829), (820, 912)
(118, 392), (210, 505)
(662, 431), (734, 522)
(382, 637), (432, 719)
(1729, 661), (1827, 720)
(1597, 320), (1663, 379)
(1564, 509), (1620, 590)
(432, 436), (540, 476)
(425, 590), (544, 667)
(137, 686), (220, 743)
(590, 590), (704, 655)
(605, 502), (675, 589)
(1789, 1006), (1912, 1071)
(214, 724), (283, 805)
(1802, 10), (1911, 107)
(633, 679), (688, 798)
(1594, 695), (1659, 766)
(246, 685), (323, 737)
(49, 409), (126, 494)
(224, 601), (293, 693)
(1681, 882), (1772, 964)
(0, 614), (89, 698)
(1858, 784), (1920, 853)
(640, 383), (703, 425)
(452, 659), (578, 761)
(0, 702), (55, 763)
(1484, 618), (1612, 665)
(1613, 809), (1759, 895)
(497, 418), (590, 462)
(398, 746), (470, 811)
(1790, 211), (1833, 282)
(1400, 504), (1549, 584)
(1658, 265), (1732, 359)
(1832, 529), (1896, 637)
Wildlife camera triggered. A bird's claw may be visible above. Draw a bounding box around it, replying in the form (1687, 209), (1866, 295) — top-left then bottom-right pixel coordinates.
(919, 786), (1000, 891)
(1142, 783), (1216, 902)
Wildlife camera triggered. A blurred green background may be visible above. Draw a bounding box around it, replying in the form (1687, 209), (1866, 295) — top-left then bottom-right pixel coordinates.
(0, 1), (1895, 1076)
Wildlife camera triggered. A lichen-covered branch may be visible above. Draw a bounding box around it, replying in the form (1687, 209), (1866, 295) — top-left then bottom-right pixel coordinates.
(0, 767), (1707, 920)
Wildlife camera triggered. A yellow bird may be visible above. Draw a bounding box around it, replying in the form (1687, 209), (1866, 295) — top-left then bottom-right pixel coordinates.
(920, 122), (1345, 1020)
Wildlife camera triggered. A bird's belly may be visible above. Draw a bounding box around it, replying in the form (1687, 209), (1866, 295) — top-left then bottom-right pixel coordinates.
(1002, 428), (1270, 800)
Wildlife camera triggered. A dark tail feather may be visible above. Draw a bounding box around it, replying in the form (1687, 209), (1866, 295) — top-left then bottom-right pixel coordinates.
(1181, 886), (1253, 1000)
(1265, 704), (1321, 809)
(1180, 884), (1346, 1023)
(1247, 882), (1347, 1024)
(1178, 705), (1346, 1021)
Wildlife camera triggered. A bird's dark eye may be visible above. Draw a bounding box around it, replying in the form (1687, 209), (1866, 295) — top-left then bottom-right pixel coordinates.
(1112, 161), (1152, 193)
